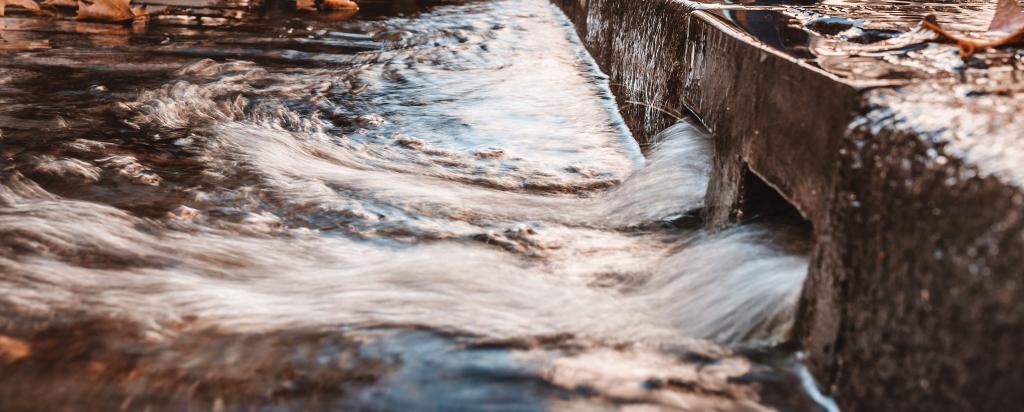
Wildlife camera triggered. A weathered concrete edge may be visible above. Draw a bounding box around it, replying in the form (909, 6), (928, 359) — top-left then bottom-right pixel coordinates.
(552, 0), (1024, 411)
(683, 9), (861, 228)
(551, 0), (861, 225)
(550, 0), (861, 375)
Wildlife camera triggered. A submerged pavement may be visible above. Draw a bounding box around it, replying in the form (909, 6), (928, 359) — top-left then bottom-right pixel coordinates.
(4, 0), (1021, 409)
(0, 0), (830, 411)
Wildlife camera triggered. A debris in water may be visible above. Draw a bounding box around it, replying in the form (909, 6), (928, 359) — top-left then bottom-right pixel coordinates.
(475, 148), (506, 160)
(920, 0), (1024, 58)
(32, 156), (102, 182)
(394, 134), (426, 149)
(0, 0), (40, 17)
(0, 335), (30, 363)
(75, 0), (144, 23)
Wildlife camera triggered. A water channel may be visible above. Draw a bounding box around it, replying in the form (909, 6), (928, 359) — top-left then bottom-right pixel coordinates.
(0, 1), (824, 410)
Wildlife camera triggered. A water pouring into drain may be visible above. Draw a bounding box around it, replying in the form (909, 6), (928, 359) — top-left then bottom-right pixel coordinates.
(0, 0), (820, 410)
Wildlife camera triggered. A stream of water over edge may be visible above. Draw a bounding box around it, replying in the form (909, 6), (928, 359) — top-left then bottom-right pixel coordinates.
(0, 0), (825, 410)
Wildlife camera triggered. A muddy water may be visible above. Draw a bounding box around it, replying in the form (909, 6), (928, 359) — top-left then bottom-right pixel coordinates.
(0, 0), (820, 410)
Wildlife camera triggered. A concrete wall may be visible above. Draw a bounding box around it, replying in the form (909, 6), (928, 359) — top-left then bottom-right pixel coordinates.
(550, 0), (1024, 410)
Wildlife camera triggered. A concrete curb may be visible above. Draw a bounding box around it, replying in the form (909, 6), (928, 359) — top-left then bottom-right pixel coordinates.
(551, 0), (1024, 410)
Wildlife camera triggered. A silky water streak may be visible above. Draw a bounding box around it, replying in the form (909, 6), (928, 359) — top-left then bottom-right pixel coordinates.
(0, 0), (814, 410)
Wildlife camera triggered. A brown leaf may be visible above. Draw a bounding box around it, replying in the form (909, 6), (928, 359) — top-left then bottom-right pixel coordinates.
(0, 0), (41, 17)
(0, 335), (31, 363)
(75, 0), (144, 22)
(321, 0), (356, 11)
(921, 0), (1024, 59)
(990, 0), (1024, 32)
(39, 0), (76, 8)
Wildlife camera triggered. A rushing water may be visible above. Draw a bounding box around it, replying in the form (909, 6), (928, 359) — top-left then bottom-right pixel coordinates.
(0, 0), (820, 410)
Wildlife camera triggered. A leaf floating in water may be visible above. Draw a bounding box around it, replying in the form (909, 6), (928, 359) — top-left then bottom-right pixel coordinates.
(75, 0), (144, 23)
(920, 0), (1024, 58)
(0, 0), (41, 17)
(0, 335), (30, 363)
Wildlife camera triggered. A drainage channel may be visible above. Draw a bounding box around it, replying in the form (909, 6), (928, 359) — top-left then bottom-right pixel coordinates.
(1, 0), (826, 410)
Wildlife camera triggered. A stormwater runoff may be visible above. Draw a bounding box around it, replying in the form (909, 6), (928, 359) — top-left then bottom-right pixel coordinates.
(0, 0), (835, 410)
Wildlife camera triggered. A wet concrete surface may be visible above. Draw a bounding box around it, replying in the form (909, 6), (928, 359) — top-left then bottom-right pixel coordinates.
(801, 82), (1024, 411)
(551, 0), (1024, 410)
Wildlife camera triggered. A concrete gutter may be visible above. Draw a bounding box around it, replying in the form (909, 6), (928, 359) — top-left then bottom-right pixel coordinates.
(551, 0), (1024, 410)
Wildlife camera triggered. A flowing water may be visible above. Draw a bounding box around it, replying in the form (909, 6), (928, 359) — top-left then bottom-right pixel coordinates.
(0, 0), (822, 410)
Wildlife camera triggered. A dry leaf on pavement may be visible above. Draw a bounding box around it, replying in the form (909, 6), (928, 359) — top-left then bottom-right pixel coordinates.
(39, 0), (77, 8)
(75, 0), (144, 22)
(0, 0), (41, 17)
(321, 0), (356, 11)
(921, 0), (1024, 58)
(990, 0), (1024, 32)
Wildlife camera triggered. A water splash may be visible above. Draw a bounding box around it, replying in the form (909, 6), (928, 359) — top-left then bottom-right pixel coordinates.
(0, 0), (814, 409)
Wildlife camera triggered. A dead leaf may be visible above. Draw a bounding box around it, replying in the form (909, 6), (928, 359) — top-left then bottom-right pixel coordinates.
(39, 0), (76, 8)
(321, 0), (356, 12)
(0, 335), (31, 363)
(75, 0), (144, 23)
(296, 0), (356, 15)
(990, 0), (1024, 32)
(921, 0), (1024, 58)
(0, 0), (41, 17)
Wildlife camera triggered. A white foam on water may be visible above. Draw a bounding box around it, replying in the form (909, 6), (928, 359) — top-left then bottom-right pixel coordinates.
(0, 0), (808, 357)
